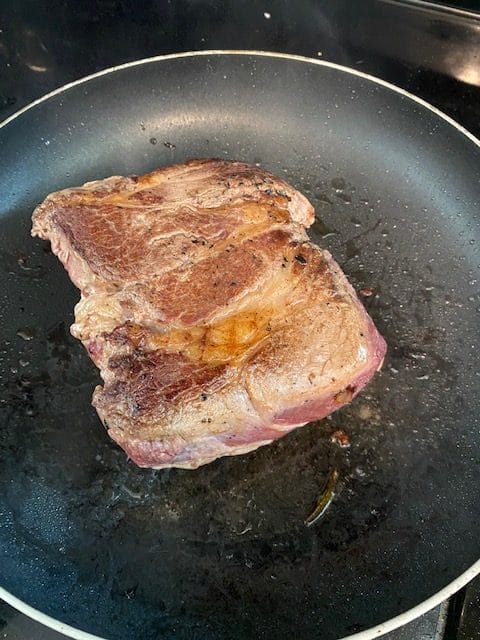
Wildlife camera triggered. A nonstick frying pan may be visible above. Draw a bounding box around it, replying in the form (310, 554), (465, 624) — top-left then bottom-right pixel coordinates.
(0, 51), (479, 640)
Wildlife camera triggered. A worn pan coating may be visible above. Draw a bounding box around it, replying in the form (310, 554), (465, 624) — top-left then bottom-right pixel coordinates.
(0, 52), (479, 640)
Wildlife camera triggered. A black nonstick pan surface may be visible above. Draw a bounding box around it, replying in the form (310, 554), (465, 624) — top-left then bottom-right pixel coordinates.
(0, 51), (479, 640)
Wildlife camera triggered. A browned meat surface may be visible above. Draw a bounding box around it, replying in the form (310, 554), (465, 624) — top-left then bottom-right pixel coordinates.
(32, 159), (386, 469)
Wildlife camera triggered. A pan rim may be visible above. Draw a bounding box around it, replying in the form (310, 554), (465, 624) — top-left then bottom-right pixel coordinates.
(1, 49), (480, 149)
(1, 560), (480, 640)
(1, 49), (479, 640)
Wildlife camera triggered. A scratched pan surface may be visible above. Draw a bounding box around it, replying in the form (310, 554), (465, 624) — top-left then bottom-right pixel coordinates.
(0, 52), (479, 640)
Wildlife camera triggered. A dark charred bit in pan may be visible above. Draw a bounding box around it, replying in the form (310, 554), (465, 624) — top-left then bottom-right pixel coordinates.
(330, 429), (351, 448)
(17, 327), (36, 341)
(124, 587), (137, 600)
(305, 469), (339, 527)
(360, 287), (374, 297)
(200, 393), (208, 401)
(164, 141), (176, 149)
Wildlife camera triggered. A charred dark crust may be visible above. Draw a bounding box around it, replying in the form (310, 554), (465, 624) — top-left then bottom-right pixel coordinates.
(100, 349), (227, 417)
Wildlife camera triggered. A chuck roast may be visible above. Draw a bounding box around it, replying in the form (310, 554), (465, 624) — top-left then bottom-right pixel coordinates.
(32, 159), (386, 469)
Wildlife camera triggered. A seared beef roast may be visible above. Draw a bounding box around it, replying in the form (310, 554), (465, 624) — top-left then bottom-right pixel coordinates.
(32, 159), (386, 469)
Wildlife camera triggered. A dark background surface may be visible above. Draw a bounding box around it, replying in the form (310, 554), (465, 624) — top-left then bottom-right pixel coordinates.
(0, 1), (479, 639)
(0, 0), (479, 135)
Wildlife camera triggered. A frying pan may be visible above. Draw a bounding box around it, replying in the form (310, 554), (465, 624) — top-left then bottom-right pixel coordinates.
(0, 51), (479, 640)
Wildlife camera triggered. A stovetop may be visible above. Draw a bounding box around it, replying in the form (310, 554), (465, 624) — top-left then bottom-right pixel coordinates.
(0, 1), (479, 639)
